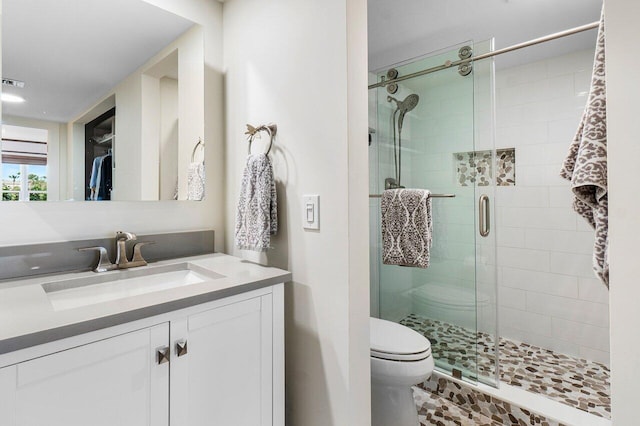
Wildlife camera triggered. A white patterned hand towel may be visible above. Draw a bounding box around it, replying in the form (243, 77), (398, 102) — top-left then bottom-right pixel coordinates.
(560, 7), (608, 288)
(381, 189), (432, 268)
(235, 153), (278, 251)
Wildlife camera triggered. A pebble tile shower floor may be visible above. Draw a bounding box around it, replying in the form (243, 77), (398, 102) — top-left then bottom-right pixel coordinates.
(401, 314), (611, 419)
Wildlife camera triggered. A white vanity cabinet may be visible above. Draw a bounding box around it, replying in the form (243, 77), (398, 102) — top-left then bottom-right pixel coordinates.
(0, 324), (170, 426)
(0, 284), (284, 426)
(170, 294), (276, 425)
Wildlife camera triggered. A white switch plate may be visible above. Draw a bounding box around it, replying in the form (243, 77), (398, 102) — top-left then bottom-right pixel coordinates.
(303, 195), (319, 230)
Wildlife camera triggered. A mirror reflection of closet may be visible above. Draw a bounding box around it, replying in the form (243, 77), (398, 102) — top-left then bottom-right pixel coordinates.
(85, 108), (115, 201)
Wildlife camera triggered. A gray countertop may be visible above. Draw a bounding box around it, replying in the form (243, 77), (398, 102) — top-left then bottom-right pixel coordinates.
(0, 253), (291, 355)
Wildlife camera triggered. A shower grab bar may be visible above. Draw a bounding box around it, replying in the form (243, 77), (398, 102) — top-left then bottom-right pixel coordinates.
(369, 193), (455, 198)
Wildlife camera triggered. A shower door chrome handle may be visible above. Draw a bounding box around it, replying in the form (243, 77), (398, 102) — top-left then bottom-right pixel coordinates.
(479, 194), (490, 237)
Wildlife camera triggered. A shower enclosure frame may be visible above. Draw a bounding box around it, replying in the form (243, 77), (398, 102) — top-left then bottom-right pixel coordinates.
(369, 40), (500, 387)
(369, 18), (602, 390)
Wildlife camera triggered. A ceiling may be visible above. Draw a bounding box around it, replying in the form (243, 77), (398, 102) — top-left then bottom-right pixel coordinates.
(368, 0), (603, 71)
(2, 0), (194, 123)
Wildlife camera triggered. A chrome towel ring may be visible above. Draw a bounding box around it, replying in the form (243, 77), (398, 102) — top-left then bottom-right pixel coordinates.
(246, 123), (277, 155)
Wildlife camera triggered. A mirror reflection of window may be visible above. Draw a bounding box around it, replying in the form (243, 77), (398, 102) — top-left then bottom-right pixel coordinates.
(1, 125), (48, 201)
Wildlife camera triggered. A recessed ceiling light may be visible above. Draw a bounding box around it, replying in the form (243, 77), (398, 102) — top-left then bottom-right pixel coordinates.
(1, 93), (25, 103)
(1, 78), (25, 88)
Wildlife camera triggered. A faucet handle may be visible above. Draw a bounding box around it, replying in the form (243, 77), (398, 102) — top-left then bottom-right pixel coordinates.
(78, 246), (117, 272)
(115, 231), (137, 241)
(131, 241), (155, 264)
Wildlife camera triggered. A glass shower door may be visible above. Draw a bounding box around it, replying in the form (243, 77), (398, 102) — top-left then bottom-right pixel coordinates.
(370, 41), (498, 385)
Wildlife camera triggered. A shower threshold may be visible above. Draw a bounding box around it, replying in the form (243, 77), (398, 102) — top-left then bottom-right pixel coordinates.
(400, 314), (610, 420)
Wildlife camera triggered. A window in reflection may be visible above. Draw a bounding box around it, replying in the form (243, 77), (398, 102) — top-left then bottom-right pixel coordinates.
(1, 125), (48, 201)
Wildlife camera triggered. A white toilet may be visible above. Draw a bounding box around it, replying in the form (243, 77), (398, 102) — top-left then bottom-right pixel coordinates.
(370, 317), (434, 426)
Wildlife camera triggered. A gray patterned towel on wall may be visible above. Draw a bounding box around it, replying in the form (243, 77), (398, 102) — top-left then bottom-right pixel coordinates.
(381, 188), (432, 268)
(235, 153), (277, 251)
(560, 6), (608, 288)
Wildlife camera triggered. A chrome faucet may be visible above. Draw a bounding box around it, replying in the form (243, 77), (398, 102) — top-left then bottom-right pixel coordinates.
(115, 231), (155, 269)
(79, 231), (154, 272)
(115, 231), (136, 267)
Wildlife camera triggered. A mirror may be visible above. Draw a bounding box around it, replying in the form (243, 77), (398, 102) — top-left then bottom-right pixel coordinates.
(1, 0), (205, 201)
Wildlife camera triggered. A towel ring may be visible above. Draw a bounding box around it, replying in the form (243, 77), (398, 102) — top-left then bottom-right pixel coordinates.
(191, 138), (204, 162)
(247, 124), (277, 155)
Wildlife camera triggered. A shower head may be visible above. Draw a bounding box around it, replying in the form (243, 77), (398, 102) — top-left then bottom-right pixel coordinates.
(387, 94), (419, 114)
(388, 94), (419, 132)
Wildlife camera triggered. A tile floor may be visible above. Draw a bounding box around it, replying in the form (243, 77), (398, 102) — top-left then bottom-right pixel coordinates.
(414, 386), (497, 426)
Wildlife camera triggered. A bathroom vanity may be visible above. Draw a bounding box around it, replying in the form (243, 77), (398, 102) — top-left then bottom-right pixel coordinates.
(0, 254), (289, 426)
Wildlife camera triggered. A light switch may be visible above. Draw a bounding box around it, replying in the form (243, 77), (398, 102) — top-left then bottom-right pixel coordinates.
(303, 195), (319, 230)
(306, 203), (314, 222)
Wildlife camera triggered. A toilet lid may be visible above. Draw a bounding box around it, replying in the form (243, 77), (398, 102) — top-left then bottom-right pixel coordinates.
(370, 317), (431, 362)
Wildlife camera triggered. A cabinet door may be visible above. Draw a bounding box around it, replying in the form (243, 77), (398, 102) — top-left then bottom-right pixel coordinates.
(171, 295), (273, 426)
(0, 323), (169, 426)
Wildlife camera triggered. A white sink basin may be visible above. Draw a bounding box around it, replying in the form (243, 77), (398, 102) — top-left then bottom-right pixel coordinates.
(43, 262), (224, 311)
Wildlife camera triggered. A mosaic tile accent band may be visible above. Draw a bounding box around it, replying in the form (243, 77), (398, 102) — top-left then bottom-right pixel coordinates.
(456, 151), (492, 187)
(496, 148), (516, 186)
(401, 313), (610, 420)
(454, 148), (516, 187)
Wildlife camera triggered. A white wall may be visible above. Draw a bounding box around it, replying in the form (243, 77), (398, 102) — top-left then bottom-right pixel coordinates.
(606, 0), (640, 423)
(368, 72), (380, 318)
(222, 0), (370, 424)
(112, 68), (143, 200)
(494, 50), (610, 364)
(0, 0), (225, 251)
(159, 77), (179, 200)
(140, 73), (162, 199)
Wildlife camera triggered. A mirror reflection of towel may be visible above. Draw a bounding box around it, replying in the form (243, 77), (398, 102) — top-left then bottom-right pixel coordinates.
(187, 139), (205, 201)
(235, 153), (277, 251)
(381, 188), (432, 268)
(187, 162), (205, 201)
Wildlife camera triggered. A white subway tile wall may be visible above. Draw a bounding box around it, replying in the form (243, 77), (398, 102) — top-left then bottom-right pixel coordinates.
(495, 49), (610, 365)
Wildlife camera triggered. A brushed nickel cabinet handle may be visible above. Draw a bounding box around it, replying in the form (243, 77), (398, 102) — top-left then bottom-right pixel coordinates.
(157, 347), (170, 365)
(176, 341), (188, 357)
(479, 194), (490, 237)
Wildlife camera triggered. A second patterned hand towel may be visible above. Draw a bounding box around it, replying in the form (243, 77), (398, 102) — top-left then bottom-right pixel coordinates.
(381, 188), (432, 268)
